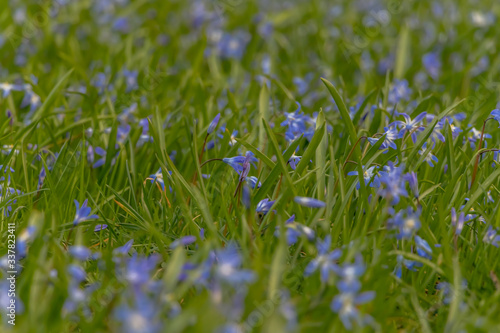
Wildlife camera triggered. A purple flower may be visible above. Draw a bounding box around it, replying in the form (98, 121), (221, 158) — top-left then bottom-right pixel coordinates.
(331, 289), (375, 330)
(422, 52), (441, 80)
(378, 162), (408, 205)
(256, 198), (275, 215)
(113, 239), (134, 256)
(451, 208), (465, 235)
(170, 236), (197, 249)
(388, 208), (421, 239)
(69, 246), (92, 261)
(347, 166), (381, 190)
(94, 224), (108, 232)
(304, 236), (342, 282)
(214, 244), (256, 286)
(396, 112), (427, 143)
(414, 236), (432, 260)
(491, 109), (500, 127)
(72, 199), (99, 226)
(223, 151), (258, 178)
(483, 226), (500, 247)
(367, 126), (399, 151)
(294, 196), (326, 208)
(275, 215), (315, 245)
(245, 176), (261, 189)
(207, 113), (221, 134)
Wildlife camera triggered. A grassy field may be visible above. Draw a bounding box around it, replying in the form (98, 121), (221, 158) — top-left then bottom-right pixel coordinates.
(1, 0), (500, 332)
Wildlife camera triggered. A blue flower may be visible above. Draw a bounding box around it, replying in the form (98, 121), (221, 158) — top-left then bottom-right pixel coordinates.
(223, 151), (258, 178)
(123, 253), (160, 287)
(294, 196), (326, 208)
(419, 144), (439, 167)
(414, 236), (432, 260)
(288, 151), (302, 170)
(451, 208), (465, 235)
(94, 224), (108, 232)
(333, 256), (366, 293)
(0, 82), (22, 98)
(422, 52), (441, 80)
(347, 165), (381, 190)
(113, 239), (134, 257)
(275, 215), (315, 245)
(245, 176), (261, 189)
(207, 113), (221, 134)
(122, 69), (138, 92)
(17, 226), (36, 258)
(170, 236), (196, 249)
(72, 199), (99, 226)
(331, 290), (375, 330)
(403, 172), (419, 198)
(394, 254), (418, 278)
(214, 244), (256, 286)
(304, 236), (342, 282)
(367, 126), (399, 151)
(148, 168), (166, 191)
(491, 109), (500, 127)
(396, 112), (427, 143)
(378, 162), (408, 205)
(388, 208), (420, 239)
(69, 246), (92, 261)
(483, 226), (500, 247)
(256, 199), (275, 215)
(468, 127), (491, 150)
(388, 79), (411, 105)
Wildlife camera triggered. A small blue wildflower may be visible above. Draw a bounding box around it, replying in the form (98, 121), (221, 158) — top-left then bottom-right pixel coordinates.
(331, 290), (375, 330)
(72, 199), (99, 226)
(214, 244), (256, 286)
(468, 127), (491, 150)
(294, 196), (326, 208)
(288, 151), (302, 170)
(388, 208), (421, 239)
(422, 52), (441, 80)
(275, 215), (315, 245)
(245, 176), (261, 189)
(304, 236), (342, 282)
(67, 264), (87, 283)
(122, 69), (138, 92)
(396, 112), (427, 143)
(414, 236), (432, 260)
(491, 109), (500, 127)
(69, 246), (92, 261)
(483, 226), (500, 247)
(17, 226), (36, 258)
(170, 236), (196, 249)
(94, 224), (108, 232)
(367, 126), (399, 151)
(333, 256), (366, 293)
(388, 79), (411, 105)
(394, 254), (418, 278)
(148, 168), (166, 191)
(207, 113), (221, 134)
(451, 208), (465, 235)
(347, 165), (381, 190)
(419, 144), (439, 167)
(113, 239), (134, 257)
(0, 82), (22, 98)
(403, 172), (419, 198)
(256, 198), (275, 215)
(223, 151), (258, 177)
(378, 162), (408, 204)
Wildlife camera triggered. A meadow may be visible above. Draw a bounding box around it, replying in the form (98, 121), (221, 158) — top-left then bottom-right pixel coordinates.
(1, 0), (500, 332)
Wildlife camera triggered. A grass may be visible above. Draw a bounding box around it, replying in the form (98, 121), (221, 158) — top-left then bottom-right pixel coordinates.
(1, 0), (500, 332)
